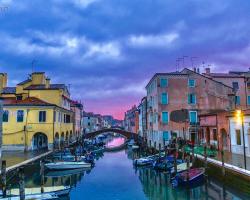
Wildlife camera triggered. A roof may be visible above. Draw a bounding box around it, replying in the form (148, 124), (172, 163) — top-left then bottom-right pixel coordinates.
(17, 79), (31, 85)
(182, 68), (233, 89)
(146, 72), (188, 88)
(3, 97), (54, 106)
(24, 84), (67, 90)
(206, 73), (244, 78)
(2, 87), (16, 94)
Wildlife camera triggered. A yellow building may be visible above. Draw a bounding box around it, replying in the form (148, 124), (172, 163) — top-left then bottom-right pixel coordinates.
(0, 72), (75, 151)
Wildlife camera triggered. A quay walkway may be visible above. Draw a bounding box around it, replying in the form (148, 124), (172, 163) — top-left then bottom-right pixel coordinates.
(0, 150), (53, 174)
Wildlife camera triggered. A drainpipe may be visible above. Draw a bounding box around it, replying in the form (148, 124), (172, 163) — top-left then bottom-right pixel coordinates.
(244, 79), (248, 109)
(24, 109), (30, 152)
(0, 98), (3, 165)
(52, 107), (55, 151)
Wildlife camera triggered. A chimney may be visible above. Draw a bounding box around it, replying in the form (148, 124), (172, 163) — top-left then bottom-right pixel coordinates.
(205, 67), (210, 74)
(45, 78), (50, 89)
(193, 67), (196, 72)
(197, 68), (200, 74)
(0, 73), (7, 92)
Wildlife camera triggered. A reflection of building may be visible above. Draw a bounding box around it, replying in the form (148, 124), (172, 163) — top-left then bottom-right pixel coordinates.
(145, 68), (234, 150)
(0, 72), (74, 151)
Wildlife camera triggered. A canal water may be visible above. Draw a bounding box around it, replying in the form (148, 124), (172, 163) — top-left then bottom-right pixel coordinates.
(6, 137), (250, 200)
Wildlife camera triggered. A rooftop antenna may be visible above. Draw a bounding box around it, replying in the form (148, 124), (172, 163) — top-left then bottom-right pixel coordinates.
(183, 56), (188, 68)
(68, 84), (71, 94)
(191, 57), (197, 68)
(31, 59), (37, 73)
(177, 57), (183, 71)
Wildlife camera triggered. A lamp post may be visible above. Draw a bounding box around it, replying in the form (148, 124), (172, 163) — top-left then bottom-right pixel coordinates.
(236, 110), (246, 170)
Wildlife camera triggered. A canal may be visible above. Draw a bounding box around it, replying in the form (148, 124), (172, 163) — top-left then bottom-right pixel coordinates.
(6, 137), (250, 200)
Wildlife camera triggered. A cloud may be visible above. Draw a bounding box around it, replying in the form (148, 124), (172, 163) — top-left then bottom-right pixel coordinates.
(71, 0), (99, 8)
(83, 42), (121, 59)
(128, 32), (179, 47)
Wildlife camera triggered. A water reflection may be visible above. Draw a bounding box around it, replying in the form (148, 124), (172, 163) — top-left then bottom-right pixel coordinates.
(6, 137), (250, 200)
(105, 136), (125, 148)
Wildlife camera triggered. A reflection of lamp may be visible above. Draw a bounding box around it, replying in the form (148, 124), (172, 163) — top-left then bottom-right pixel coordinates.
(235, 110), (246, 170)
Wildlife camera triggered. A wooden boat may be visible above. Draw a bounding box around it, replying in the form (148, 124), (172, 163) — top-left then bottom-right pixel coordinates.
(5, 186), (70, 197)
(0, 193), (58, 200)
(133, 155), (158, 166)
(176, 168), (205, 185)
(45, 161), (91, 170)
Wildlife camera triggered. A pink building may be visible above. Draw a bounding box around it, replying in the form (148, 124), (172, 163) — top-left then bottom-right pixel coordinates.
(204, 68), (250, 109)
(70, 100), (83, 140)
(146, 68), (234, 150)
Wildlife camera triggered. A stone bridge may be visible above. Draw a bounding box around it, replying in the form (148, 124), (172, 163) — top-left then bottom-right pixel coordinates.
(84, 128), (138, 141)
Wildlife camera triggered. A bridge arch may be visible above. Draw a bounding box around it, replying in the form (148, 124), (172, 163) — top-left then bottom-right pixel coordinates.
(84, 128), (137, 141)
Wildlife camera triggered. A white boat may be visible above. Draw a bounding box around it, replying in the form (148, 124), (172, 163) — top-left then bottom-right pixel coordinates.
(53, 155), (86, 161)
(0, 193), (58, 200)
(45, 161), (91, 170)
(5, 186), (70, 197)
(132, 145), (139, 149)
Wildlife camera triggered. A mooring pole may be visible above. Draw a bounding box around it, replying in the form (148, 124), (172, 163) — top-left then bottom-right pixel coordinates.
(221, 150), (225, 176)
(187, 154), (190, 182)
(18, 167), (25, 200)
(1, 160), (6, 197)
(40, 160), (45, 193)
(174, 143), (178, 174)
(192, 143), (195, 166)
(204, 144), (208, 172)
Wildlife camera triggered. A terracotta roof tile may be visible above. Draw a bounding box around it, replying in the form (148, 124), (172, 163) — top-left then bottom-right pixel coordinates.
(3, 97), (53, 106)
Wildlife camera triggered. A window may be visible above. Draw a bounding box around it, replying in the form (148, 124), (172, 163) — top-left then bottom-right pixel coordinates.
(161, 93), (168, 105)
(235, 96), (240, 105)
(160, 78), (168, 87)
(163, 131), (169, 141)
(17, 110), (24, 122)
(188, 93), (196, 104)
(248, 96), (250, 105)
(213, 129), (217, 141)
(247, 82), (250, 90)
(236, 129), (241, 145)
(16, 95), (22, 100)
(188, 79), (196, 87)
(3, 110), (9, 122)
(39, 111), (46, 122)
(232, 82), (239, 91)
(162, 112), (169, 124)
(189, 111), (197, 123)
(54, 111), (56, 122)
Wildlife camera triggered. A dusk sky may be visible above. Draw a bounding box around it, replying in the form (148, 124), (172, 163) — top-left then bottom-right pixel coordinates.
(0, 0), (249, 119)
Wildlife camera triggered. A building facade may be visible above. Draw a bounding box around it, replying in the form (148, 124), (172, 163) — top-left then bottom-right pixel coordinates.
(145, 68), (234, 150)
(124, 105), (139, 133)
(0, 72), (74, 151)
(70, 100), (83, 140)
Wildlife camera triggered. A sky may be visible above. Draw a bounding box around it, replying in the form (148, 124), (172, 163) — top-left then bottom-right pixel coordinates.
(0, 0), (250, 119)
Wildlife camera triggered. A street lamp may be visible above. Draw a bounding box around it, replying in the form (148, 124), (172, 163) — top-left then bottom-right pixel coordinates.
(235, 110), (246, 170)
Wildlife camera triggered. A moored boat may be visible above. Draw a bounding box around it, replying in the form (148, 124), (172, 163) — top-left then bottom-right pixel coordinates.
(0, 193), (58, 200)
(45, 168), (87, 178)
(174, 168), (205, 186)
(5, 186), (70, 197)
(45, 161), (92, 170)
(170, 162), (193, 174)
